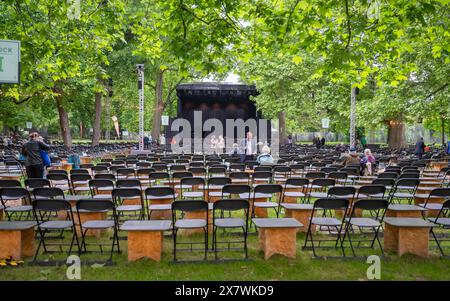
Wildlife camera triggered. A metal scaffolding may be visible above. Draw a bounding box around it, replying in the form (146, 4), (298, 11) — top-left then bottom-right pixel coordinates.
(137, 64), (145, 151)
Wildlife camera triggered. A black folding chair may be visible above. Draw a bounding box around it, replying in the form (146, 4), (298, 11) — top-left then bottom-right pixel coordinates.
(70, 174), (92, 195)
(0, 179), (21, 188)
(342, 199), (389, 257)
(179, 177), (205, 199)
(145, 186), (176, 219)
(303, 198), (349, 258)
(148, 172), (171, 187)
(47, 173), (72, 194)
(76, 199), (120, 263)
(389, 178), (420, 204)
(206, 177), (231, 201)
(0, 188), (33, 220)
(172, 200), (209, 262)
(252, 184), (283, 218)
(356, 185), (386, 199)
(212, 199), (249, 260)
(307, 178), (335, 202)
(25, 178), (51, 191)
(428, 199), (450, 257)
(32, 198), (80, 263)
(89, 179), (115, 198)
(112, 188), (145, 221)
(282, 178), (309, 203)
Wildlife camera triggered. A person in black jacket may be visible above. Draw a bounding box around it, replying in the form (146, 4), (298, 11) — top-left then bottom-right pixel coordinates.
(21, 132), (50, 178)
(414, 137), (426, 160)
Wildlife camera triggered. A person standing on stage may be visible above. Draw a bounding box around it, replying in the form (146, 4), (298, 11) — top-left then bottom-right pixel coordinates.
(21, 132), (50, 179)
(239, 131), (257, 162)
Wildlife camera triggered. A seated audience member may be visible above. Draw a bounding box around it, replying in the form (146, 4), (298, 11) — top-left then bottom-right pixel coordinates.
(342, 147), (360, 166)
(361, 148), (376, 175)
(257, 145), (274, 165)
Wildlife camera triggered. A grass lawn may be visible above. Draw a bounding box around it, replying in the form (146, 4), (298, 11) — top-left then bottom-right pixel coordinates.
(1, 230), (449, 281)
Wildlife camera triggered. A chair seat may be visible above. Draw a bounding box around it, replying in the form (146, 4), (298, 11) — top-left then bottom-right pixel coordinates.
(5, 205), (33, 212)
(74, 187), (90, 191)
(428, 217), (450, 226)
(116, 205), (142, 211)
(182, 191), (204, 198)
(253, 202), (277, 208)
(215, 218), (245, 228)
(309, 192), (328, 199)
(209, 192), (229, 197)
(418, 203), (443, 210)
(148, 204), (171, 211)
(82, 220), (115, 229)
(357, 193), (385, 199)
(345, 217), (380, 228)
(392, 192), (414, 198)
(40, 220), (74, 229)
(175, 219), (207, 229)
(239, 192), (271, 199)
(311, 217), (342, 226)
(284, 191), (305, 198)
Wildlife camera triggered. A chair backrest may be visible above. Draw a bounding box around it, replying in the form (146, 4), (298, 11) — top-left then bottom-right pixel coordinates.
(116, 168), (136, 176)
(171, 171), (193, 180)
(89, 179), (114, 191)
(229, 172), (250, 179)
(252, 171), (273, 181)
(285, 178), (309, 187)
(136, 168), (156, 176)
(112, 188), (142, 199)
(254, 184), (283, 195)
(399, 173), (420, 179)
(116, 179), (142, 189)
(378, 172), (399, 179)
(76, 199), (115, 212)
(92, 165), (109, 172)
(311, 178), (335, 188)
(0, 187), (30, 201)
(305, 172), (326, 179)
(350, 199), (389, 219)
(327, 172), (348, 180)
(48, 170), (68, 176)
(429, 187), (450, 198)
(222, 184), (251, 195)
(172, 200), (208, 214)
(394, 178), (420, 189)
(358, 185), (386, 197)
(207, 177), (231, 186)
(33, 198), (71, 212)
(213, 198), (249, 212)
(0, 179), (22, 188)
(47, 173), (69, 182)
(254, 166), (272, 172)
(180, 177), (205, 187)
(328, 186), (355, 197)
(70, 174), (92, 182)
(229, 164), (245, 171)
(145, 187), (175, 198)
(372, 178), (395, 187)
(313, 198), (349, 211)
(70, 169), (90, 175)
(33, 187), (65, 199)
(94, 173), (116, 181)
(25, 178), (51, 189)
(149, 172), (170, 181)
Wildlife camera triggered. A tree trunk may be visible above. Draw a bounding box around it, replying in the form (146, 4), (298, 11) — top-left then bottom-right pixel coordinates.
(151, 69), (164, 140)
(277, 111), (287, 144)
(79, 122), (84, 139)
(441, 116), (445, 147)
(92, 92), (102, 146)
(387, 117), (406, 149)
(54, 88), (72, 148)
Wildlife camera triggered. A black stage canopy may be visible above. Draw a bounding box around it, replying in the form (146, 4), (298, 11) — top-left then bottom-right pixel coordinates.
(166, 82), (270, 144)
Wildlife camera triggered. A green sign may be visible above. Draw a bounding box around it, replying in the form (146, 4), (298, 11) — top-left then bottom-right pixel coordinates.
(0, 40), (20, 84)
